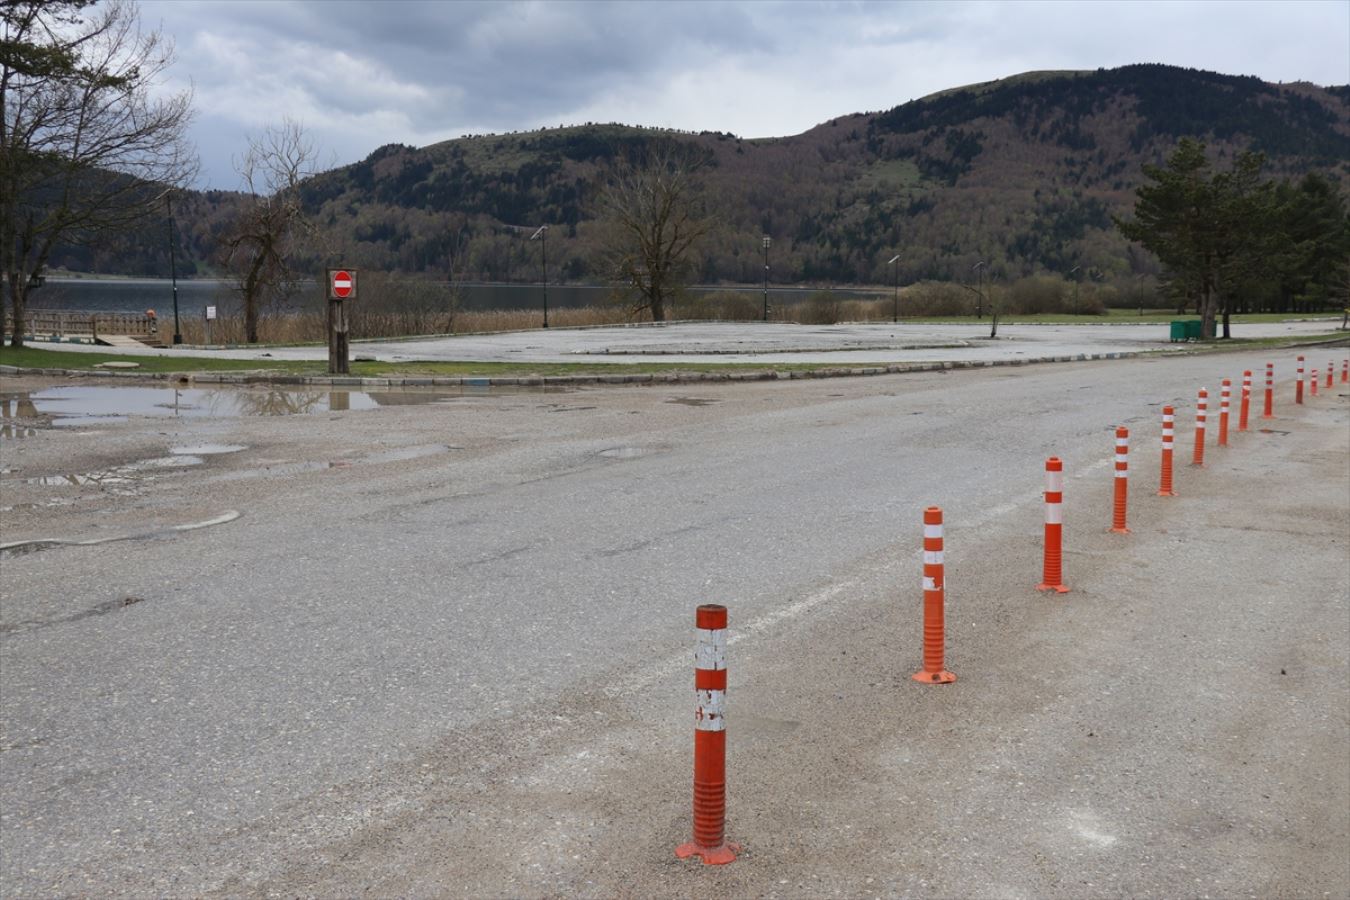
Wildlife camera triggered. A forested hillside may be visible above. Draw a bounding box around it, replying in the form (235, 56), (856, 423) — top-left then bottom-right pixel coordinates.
(51, 65), (1350, 293)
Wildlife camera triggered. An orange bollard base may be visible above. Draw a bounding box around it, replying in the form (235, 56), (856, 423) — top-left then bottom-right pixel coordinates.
(1035, 582), (1070, 594)
(912, 669), (956, 684)
(676, 841), (740, 865)
(1157, 488), (1177, 497)
(1110, 526), (1132, 534)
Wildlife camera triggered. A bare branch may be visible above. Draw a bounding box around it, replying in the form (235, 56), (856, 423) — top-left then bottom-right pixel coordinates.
(222, 118), (320, 343)
(3, 0), (196, 346)
(596, 138), (714, 322)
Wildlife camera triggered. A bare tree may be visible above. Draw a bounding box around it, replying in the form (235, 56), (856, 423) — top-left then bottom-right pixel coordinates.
(1, 0), (196, 347)
(597, 139), (713, 322)
(223, 119), (319, 343)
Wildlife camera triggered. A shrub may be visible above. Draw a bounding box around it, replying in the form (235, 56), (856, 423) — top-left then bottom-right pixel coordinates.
(1007, 276), (1066, 314)
(901, 281), (970, 316)
(796, 290), (845, 324)
(688, 291), (761, 321)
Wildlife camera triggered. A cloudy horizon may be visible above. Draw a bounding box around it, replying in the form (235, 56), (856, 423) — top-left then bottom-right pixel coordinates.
(137, 0), (1350, 190)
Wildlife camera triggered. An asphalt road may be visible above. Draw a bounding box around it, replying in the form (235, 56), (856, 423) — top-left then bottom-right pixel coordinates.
(1, 346), (1347, 896)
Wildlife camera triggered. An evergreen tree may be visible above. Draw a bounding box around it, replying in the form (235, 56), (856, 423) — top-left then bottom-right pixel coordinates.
(1116, 139), (1224, 336)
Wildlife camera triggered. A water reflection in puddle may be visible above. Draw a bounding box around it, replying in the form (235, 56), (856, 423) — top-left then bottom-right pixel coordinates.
(25, 455), (203, 489)
(0, 386), (471, 425)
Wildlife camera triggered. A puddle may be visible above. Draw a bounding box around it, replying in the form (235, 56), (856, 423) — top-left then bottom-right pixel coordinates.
(666, 397), (721, 407)
(170, 443), (247, 455)
(0, 386), (466, 423)
(26, 455), (203, 488)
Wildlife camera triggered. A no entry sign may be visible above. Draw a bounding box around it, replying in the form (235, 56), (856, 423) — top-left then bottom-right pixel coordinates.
(328, 268), (356, 300)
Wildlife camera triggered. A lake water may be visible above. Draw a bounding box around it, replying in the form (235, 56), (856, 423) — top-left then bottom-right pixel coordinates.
(27, 278), (883, 317)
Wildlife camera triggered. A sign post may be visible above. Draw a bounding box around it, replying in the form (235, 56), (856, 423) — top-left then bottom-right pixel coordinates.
(326, 268), (356, 374)
(204, 305), (216, 345)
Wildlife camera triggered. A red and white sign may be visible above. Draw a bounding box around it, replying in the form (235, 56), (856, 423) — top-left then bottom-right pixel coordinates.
(332, 270), (353, 298)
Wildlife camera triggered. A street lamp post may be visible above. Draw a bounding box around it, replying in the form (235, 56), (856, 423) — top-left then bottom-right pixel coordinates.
(762, 236), (772, 322)
(530, 225), (549, 328)
(972, 260), (986, 319)
(1069, 265), (1081, 315)
(167, 194), (182, 345)
(1136, 273), (1146, 316)
(888, 254), (901, 323)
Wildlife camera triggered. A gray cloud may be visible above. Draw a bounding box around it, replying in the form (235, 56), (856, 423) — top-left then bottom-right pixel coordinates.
(139, 0), (1350, 189)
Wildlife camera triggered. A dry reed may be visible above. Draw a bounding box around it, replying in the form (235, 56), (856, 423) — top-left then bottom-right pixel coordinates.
(154, 276), (1114, 345)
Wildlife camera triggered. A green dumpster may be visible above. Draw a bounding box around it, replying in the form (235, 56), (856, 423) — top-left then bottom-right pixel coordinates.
(1184, 320), (1203, 341)
(1169, 320), (1187, 342)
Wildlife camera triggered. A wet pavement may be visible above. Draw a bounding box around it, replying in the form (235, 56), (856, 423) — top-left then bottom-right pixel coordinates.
(19, 319), (1348, 366)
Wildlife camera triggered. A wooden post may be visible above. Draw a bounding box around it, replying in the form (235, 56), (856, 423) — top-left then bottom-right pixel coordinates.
(327, 298), (349, 375)
(326, 268), (355, 375)
(335, 299), (349, 375)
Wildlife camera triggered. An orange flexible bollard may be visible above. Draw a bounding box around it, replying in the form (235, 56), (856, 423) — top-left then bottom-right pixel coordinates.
(1238, 371), (1252, 432)
(1037, 458), (1070, 592)
(1342, 359), (1348, 384)
(1328, 363), (1334, 389)
(1310, 369), (1319, 397)
(1218, 379), (1231, 447)
(675, 605), (738, 865)
(914, 506), (956, 682)
(1111, 426), (1131, 534)
(1263, 363), (1275, 419)
(1296, 356), (1305, 404)
(1158, 406), (1177, 496)
(1193, 387), (1207, 467)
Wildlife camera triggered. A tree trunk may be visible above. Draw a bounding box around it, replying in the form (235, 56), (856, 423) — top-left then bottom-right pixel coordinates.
(244, 258), (264, 344)
(1217, 271), (1231, 339)
(6, 278), (27, 348)
(1200, 280), (1217, 340)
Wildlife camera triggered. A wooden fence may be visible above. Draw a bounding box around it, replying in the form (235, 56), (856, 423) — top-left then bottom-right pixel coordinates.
(2, 310), (158, 339)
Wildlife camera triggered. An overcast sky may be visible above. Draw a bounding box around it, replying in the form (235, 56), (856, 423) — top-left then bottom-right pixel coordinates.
(137, 0), (1350, 190)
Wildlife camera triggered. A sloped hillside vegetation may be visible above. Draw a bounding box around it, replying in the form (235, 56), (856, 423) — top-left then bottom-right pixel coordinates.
(43, 65), (1350, 306)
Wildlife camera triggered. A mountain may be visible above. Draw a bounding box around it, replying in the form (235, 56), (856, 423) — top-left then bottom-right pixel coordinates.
(49, 64), (1350, 290)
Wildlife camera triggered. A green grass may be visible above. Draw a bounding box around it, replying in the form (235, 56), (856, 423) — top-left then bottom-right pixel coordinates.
(0, 346), (316, 374)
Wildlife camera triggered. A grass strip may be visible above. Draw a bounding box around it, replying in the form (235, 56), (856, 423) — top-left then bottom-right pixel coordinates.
(0, 346), (847, 377)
